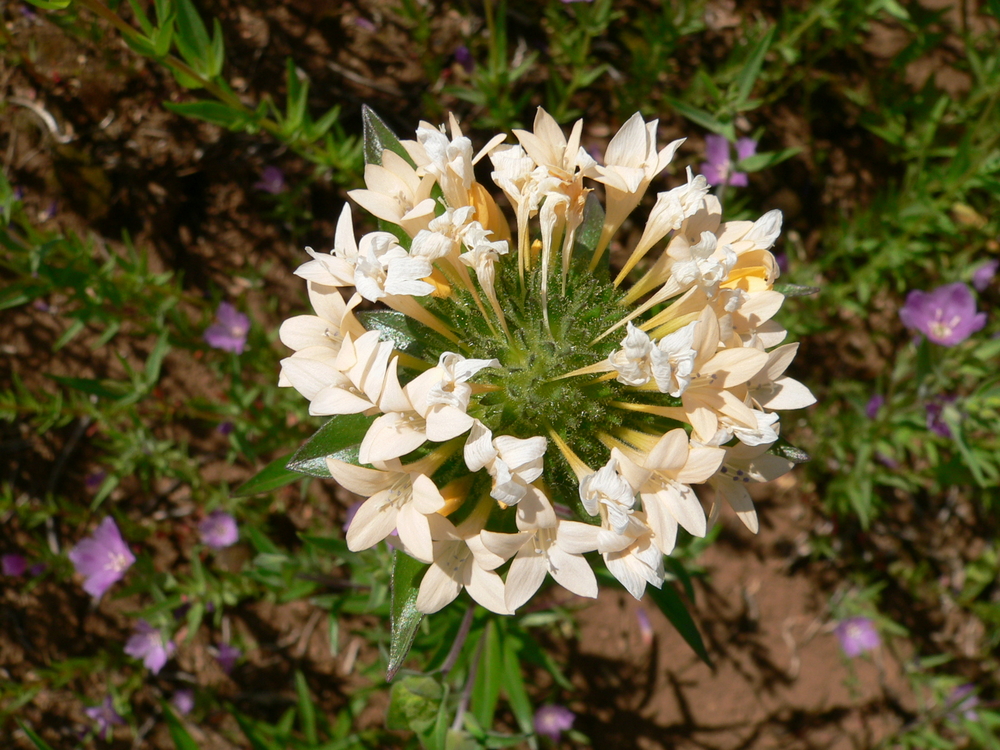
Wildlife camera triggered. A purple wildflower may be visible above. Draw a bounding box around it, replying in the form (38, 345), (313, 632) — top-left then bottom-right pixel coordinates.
(865, 394), (884, 420)
(701, 135), (757, 188)
(68, 517), (135, 599)
(899, 282), (986, 346)
(85, 470), (106, 491)
(124, 620), (175, 674)
(84, 696), (125, 740)
(534, 705), (575, 741)
(171, 689), (195, 716)
(2, 554), (27, 576)
(454, 45), (474, 73)
(213, 643), (241, 674)
(354, 16), (376, 31)
(199, 511), (239, 550)
(834, 617), (880, 657)
(946, 684), (980, 722)
(253, 166), (286, 195)
(636, 607), (654, 648)
(216, 421), (235, 435)
(972, 260), (998, 292)
(925, 397), (956, 439)
(204, 302), (250, 354)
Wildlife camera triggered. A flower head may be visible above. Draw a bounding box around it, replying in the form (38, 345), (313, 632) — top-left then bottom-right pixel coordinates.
(834, 616), (880, 657)
(171, 689), (195, 715)
(899, 282), (986, 346)
(85, 696), (125, 740)
(946, 684), (980, 722)
(198, 511), (239, 550)
(865, 394), (884, 420)
(213, 643), (241, 674)
(124, 619), (175, 674)
(2, 553), (27, 576)
(205, 302), (251, 354)
(701, 135), (756, 188)
(278, 108), (812, 613)
(534, 705), (575, 741)
(972, 260), (998, 292)
(68, 517), (135, 599)
(253, 166), (286, 194)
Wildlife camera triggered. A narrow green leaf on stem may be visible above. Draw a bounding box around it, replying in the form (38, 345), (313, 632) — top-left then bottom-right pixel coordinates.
(646, 582), (713, 667)
(286, 413), (376, 477)
(362, 106), (416, 167)
(162, 704), (200, 750)
(387, 550), (428, 680)
(232, 453), (300, 497)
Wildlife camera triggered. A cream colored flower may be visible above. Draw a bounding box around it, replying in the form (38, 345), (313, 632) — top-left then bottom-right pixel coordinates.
(707, 442), (794, 533)
(348, 150), (437, 237)
(747, 342), (817, 411)
(464, 421), (547, 506)
(415, 502), (509, 615)
(612, 429), (725, 554)
(279, 329), (393, 416)
(328, 455), (445, 563)
(481, 485), (600, 611)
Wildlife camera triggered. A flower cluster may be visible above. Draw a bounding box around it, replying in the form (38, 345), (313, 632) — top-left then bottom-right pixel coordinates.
(279, 108), (814, 614)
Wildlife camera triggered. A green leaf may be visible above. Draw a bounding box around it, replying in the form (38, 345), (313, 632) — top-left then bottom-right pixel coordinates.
(773, 283), (819, 298)
(356, 310), (451, 360)
(174, 0), (211, 69)
(646, 582), (713, 667)
(0, 282), (45, 311)
(286, 413), (376, 477)
(234, 712), (284, 750)
(294, 670), (318, 745)
(284, 58), (308, 135)
(666, 98), (733, 139)
(16, 722), (56, 750)
(734, 25), (775, 106)
(471, 620), (503, 729)
(773, 441), (810, 463)
(361, 106), (416, 167)
(209, 18), (225, 78)
(23, 0), (71, 9)
(163, 101), (248, 129)
(387, 550), (428, 679)
(736, 146), (802, 173)
(233, 453), (301, 497)
(162, 705), (199, 750)
(664, 556), (696, 601)
(499, 636), (533, 736)
(46, 374), (131, 400)
(387, 675), (443, 732)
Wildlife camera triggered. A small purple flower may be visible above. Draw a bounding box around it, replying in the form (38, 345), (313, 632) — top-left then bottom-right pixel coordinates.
(865, 394), (884, 420)
(171, 689), (195, 716)
(534, 705), (575, 741)
(199, 511), (239, 550)
(213, 643), (241, 674)
(124, 620), (175, 674)
(354, 16), (376, 31)
(216, 421), (235, 435)
(204, 302), (250, 354)
(972, 260), (998, 292)
(636, 607), (654, 648)
(701, 135), (757, 188)
(834, 617), (880, 657)
(925, 397), (956, 439)
(454, 45), (475, 73)
(253, 166), (286, 195)
(899, 282), (986, 346)
(2, 554), (27, 576)
(946, 684), (980, 722)
(85, 470), (107, 491)
(84, 696), (125, 740)
(68, 517), (136, 599)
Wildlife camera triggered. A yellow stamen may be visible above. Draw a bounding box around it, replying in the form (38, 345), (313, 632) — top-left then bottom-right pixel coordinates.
(547, 429), (592, 481)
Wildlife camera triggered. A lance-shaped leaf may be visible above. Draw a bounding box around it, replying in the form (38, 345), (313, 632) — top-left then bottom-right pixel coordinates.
(357, 310), (453, 360)
(646, 580), (713, 667)
(387, 550), (427, 680)
(286, 413), (375, 477)
(233, 453), (301, 497)
(362, 106), (417, 167)
(773, 283), (820, 298)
